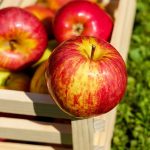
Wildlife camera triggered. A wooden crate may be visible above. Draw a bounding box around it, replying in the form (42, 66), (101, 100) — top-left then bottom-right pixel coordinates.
(0, 0), (136, 150)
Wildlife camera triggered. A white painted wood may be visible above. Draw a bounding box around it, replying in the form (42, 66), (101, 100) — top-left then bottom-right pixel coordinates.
(0, 117), (72, 145)
(0, 142), (72, 150)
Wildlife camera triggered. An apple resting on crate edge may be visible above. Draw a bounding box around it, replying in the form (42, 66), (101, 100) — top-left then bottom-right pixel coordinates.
(53, 0), (113, 43)
(45, 36), (127, 118)
(0, 7), (48, 71)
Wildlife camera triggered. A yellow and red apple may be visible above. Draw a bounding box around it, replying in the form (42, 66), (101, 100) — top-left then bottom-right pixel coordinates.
(32, 39), (58, 67)
(46, 0), (72, 12)
(0, 7), (48, 71)
(45, 36), (127, 118)
(25, 4), (55, 38)
(0, 71), (30, 91)
(30, 61), (49, 94)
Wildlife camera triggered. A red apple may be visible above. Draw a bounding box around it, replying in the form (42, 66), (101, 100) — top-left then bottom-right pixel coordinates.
(53, 1), (113, 43)
(0, 7), (48, 71)
(45, 36), (127, 118)
(25, 4), (55, 38)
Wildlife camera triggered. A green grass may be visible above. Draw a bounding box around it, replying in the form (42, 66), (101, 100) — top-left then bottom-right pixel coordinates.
(111, 0), (150, 149)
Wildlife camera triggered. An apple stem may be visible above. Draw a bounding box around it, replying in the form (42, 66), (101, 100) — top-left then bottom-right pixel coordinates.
(91, 45), (96, 60)
(9, 40), (16, 50)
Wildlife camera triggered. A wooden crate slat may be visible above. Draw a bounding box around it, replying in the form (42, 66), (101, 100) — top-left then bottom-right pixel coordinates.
(110, 0), (129, 60)
(0, 117), (72, 145)
(119, 0), (137, 61)
(71, 118), (94, 150)
(19, 0), (37, 7)
(0, 142), (72, 150)
(0, 90), (71, 119)
(0, 0), (22, 8)
(0, 0), (37, 8)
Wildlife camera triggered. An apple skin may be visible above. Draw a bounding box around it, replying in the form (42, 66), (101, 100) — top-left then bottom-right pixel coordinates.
(0, 7), (48, 71)
(25, 4), (55, 38)
(46, 0), (108, 12)
(46, 0), (73, 12)
(32, 39), (58, 67)
(53, 0), (113, 43)
(45, 36), (127, 118)
(30, 61), (49, 94)
(0, 71), (30, 91)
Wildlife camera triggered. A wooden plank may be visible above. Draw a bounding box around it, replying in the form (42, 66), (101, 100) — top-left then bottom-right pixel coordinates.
(110, 0), (129, 60)
(0, 117), (72, 145)
(0, 90), (72, 119)
(19, 0), (37, 7)
(119, 0), (137, 61)
(0, 0), (37, 8)
(0, 142), (72, 150)
(71, 118), (94, 150)
(0, 0), (22, 8)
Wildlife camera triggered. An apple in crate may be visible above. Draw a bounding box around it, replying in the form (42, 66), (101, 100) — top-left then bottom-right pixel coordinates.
(45, 36), (127, 118)
(25, 4), (55, 38)
(0, 71), (30, 91)
(46, 0), (72, 12)
(0, 7), (48, 71)
(30, 61), (49, 94)
(53, 0), (113, 43)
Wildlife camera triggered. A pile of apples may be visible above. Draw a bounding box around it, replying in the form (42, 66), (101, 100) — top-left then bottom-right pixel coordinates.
(0, 0), (127, 118)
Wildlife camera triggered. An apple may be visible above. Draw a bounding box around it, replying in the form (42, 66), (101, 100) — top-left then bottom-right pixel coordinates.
(53, 0), (113, 43)
(0, 71), (30, 91)
(30, 61), (49, 94)
(24, 4), (55, 38)
(39, 0), (110, 12)
(45, 36), (127, 118)
(46, 0), (73, 12)
(32, 39), (58, 67)
(0, 7), (48, 71)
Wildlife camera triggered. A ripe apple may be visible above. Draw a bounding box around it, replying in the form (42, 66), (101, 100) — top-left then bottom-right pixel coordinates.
(0, 71), (30, 91)
(45, 36), (127, 118)
(46, 0), (73, 12)
(53, 0), (113, 43)
(0, 7), (48, 71)
(24, 4), (55, 38)
(32, 39), (58, 67)
(30, 61), (49, 94)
